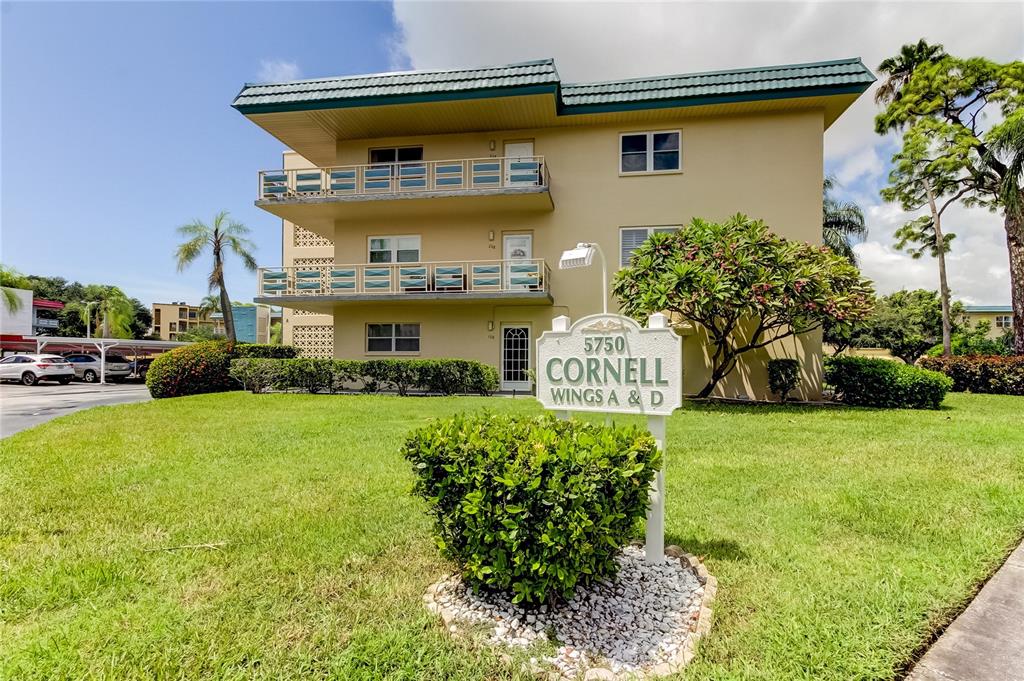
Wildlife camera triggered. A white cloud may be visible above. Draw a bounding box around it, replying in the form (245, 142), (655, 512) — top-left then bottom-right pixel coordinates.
(390, 0), (1023, 303)
(855, 200), (1010, 305)
(257, 58), (301, 83)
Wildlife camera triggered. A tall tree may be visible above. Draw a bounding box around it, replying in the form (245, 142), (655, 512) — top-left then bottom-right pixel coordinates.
(175, 212), (257, 343)
(822, 176), (867, 265)
(65, 285), (136, 338)
(874, 39), (947, 105)
(613, 214), (874, 397)
(876, 52), (1024, 353)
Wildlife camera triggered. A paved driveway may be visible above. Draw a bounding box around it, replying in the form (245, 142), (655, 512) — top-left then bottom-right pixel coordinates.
(0, 382), (151, 438)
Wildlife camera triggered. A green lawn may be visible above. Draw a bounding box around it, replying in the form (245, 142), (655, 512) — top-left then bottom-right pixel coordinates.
(1, 393), (1022, 680)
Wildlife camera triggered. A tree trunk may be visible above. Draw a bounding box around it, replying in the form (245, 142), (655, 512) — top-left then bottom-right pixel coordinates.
(216, 258), (236, 344)
(1006, 211), (1024, 355)
(924, 179), (952, 356)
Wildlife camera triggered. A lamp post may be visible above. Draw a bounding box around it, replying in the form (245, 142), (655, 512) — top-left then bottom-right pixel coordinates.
(558, 242), (609, 314)
(83, 301), (99, 339)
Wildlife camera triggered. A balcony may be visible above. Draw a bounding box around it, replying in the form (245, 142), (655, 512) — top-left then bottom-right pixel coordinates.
(254, 259), (552, 311)
(254, 157), (553, 229)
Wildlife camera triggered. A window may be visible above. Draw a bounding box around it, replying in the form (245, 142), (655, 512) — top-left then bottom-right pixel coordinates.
(620, 131), (681, 173)
(169, 322), (177, 332)
(369, 235), (420, 263)
(995, 315), (1013, 328)
(369, 146), (423, 168)
(620, 226), (680, 266)
(367, 323), (420, 353)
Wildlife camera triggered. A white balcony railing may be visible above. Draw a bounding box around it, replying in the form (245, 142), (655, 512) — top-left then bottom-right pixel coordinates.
(258, 259), (550, 298)
(258, 156), (548, 201)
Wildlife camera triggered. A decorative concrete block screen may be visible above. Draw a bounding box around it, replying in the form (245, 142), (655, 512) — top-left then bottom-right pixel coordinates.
(292, 324), (334, 358)
(293, 227), (333, 249)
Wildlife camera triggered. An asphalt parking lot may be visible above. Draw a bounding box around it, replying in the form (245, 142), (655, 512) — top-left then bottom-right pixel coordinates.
(0, 382), (151, 438)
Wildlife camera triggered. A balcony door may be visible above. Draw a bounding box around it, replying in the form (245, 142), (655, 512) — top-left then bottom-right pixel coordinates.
(501, 324), (532, 392)
(503, 234), (532, 290)
(503, 141), (535, 186)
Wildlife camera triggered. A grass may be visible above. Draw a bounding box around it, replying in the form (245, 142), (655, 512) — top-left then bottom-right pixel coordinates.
(1, 392), (1022, 680)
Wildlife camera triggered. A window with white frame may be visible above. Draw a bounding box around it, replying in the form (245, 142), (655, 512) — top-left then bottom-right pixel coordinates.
(619, 226), (680, 267)
(368, 236), (421, 263)
(367, 323), (420, 353)
(995, 315), (1013, 328)
(620, 131), (681, 173)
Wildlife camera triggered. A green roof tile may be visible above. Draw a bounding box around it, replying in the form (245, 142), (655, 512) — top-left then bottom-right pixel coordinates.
(232, 57), (874, 115)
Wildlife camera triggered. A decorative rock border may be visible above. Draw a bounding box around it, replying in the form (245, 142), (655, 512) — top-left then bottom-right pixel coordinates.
(423, 542), (717, 679)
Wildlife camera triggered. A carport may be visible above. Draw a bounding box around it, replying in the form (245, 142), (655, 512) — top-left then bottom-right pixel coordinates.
(27, 337), (190, 384)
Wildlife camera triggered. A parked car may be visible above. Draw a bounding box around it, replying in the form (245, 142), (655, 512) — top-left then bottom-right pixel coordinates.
(131, 357), (154, 381)
(0, 354), (74, 386)
(63, 353), (132, 383)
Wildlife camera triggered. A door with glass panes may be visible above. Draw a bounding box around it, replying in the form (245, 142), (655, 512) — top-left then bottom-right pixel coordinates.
(500, 324), (531, 391)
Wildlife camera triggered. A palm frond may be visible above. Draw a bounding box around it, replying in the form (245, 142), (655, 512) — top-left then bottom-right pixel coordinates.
(226, 235), (258, 271)
(175, 235), (208, 271)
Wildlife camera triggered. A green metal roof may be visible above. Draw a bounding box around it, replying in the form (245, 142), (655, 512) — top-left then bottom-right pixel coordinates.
(232, 59), (561, 113)
(232, 57), (874, 115)
(559, 58), (875, 113)
(964, 305), (1012, 313)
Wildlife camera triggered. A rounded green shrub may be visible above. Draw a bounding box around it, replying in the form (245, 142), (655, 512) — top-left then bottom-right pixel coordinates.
(824, 356), (952, 409)
(146, 341), (239, 398)
(404, 413), (660, 605)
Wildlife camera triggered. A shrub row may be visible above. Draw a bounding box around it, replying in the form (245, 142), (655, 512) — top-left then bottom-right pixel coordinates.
(404, 413), (660, 605)
(229, 357), (500, 396)
(146, 342), (298, 398)
(919, 355), (1024, 395)
(824, 356), (952, 410)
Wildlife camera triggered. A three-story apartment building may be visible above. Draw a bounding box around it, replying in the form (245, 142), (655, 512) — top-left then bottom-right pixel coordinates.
(233, 58), (873, 398)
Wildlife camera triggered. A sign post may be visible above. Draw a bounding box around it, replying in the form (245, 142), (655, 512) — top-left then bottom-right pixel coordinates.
(536, 312), (682, 563)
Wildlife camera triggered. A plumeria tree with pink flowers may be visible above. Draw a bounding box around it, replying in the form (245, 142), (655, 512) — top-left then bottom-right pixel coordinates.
(612, 214), (875, 397)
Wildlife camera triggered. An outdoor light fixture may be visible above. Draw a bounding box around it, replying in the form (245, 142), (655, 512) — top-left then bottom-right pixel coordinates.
(559, 242), (608, 314)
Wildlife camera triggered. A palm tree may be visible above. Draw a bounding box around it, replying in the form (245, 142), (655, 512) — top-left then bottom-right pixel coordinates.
(1, 264), (31, 313)
(874, 39), (946, 105)
(823, 176), (867, 265)
(66, 285), (135, 338)
(198, 294), (221, 317)
(175, 211), (257, 343)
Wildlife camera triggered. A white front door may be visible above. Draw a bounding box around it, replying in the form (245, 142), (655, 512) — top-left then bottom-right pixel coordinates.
(503, 234), (533, 290)
(504, 141), (535, 186)
(501, 325), (532, 392)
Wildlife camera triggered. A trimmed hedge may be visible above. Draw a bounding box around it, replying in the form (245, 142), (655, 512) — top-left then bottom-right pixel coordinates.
(767, 358), (801, 402)
(404, 413), (660, 604)
(146, 341), (238, 398)
(235, 344), (299, 359)
(228, 357), (500, 396)
(824, 356), (952, 409)
(919, 355), (1024, 395)
(146, 342), (299, 398)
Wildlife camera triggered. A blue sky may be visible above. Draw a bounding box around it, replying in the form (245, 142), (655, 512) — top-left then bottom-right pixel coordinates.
(1, 1), (404, 305)
(3, 2), (1022, 306)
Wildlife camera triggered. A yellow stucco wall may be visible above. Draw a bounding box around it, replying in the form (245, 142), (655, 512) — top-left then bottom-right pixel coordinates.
(962, 312), (1014, 339)
(280, 108), (827, 398)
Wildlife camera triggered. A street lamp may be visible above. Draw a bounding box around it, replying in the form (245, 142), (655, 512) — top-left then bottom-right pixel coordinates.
(558, 242), (609, 314)
(83, 301), (99, 338)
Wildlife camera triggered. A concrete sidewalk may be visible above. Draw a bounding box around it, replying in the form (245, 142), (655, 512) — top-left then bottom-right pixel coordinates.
(909, 540), (1024, 681)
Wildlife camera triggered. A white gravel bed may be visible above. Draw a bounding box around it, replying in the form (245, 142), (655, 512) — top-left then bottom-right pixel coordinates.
(426, 545), (713, 679)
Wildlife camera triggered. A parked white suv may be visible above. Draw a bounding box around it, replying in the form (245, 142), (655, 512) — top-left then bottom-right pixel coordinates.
(63, 353), (132, 383)
(0, 354), (74, 386)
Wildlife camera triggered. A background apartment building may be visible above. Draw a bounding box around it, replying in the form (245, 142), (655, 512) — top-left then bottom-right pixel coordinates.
(234, 58), (873, 399)
(150, 302), (214, 341)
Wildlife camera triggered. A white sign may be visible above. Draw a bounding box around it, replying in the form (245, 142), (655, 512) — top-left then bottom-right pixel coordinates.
(536, 312), (682, 416)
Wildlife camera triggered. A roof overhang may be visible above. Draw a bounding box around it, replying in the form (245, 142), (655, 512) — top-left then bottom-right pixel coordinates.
(233, 58), (875, 164)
